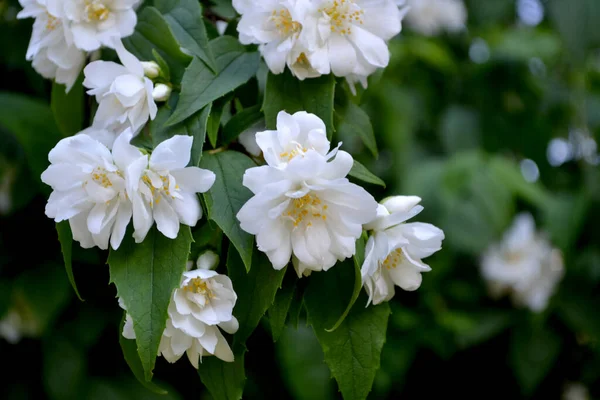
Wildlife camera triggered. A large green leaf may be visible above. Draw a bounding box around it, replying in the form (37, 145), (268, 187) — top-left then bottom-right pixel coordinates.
(349, 160), (386, 188)
(154, 0), (216, 72)
(167, 36), (260, 125)
(335, 90), (378, 158)
(123, 7), (192, 84)
(305, 290), (390, 400)
(108, 226), (192, 381)
(0, 92), (62, 189)
(56, 221), (83, 301)
(150, 93), (212, 166)
(267, 269), (297, 342)
(200, 151), (255, 271)
(51, 78), (83, 137)
(227, 246), (286, 348)
(197, 351), (246, 400)
(263, 71), (336, 135)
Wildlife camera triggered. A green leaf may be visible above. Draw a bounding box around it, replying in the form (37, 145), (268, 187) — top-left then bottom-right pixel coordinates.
(221, 105), (263, 145)
(263, 71), (335, 136)
(51, 78), (83, 137)
(0, 92), (62, 189)
(167, 36), (260, 125)
(227, 246), (286, 348)
(108, 226), (192, 381)
(43, 335), (86, 399)
(200, 151), (255, 271)
(510, 319), (561, 395)
(150, 96), (212, 166)
(56, 221), (83, 301)
(119, 315), (168, 395)
(268, 269), (297, 342)
(154, 0), (216, 72)
(305, 290), (390, 400)
(123, 7), (192, 84)
(335, 91), (378, 158)
(197, 351), (246, 400)
(326, 235), (365, 332)
(207, 96), (231, 148)
(349, 160), (386, 187)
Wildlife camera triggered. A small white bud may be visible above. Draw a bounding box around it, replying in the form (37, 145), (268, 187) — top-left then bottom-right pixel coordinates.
(152, 83), (172, 102)
(196, 250), (220, 271)
(141, 61), (160, 79)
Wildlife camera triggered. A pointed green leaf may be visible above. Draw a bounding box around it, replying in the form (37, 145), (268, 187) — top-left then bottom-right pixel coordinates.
(335, 90), (377, 158)
(154, 0), (216, 72)
(56, 221), (83, 301)
(263, 70), (335, 135)
(207, 96), (231, 148)
(108, 226), (192, 381)
(267, 269), (297, 342)
(349, 160), (386, 187)
(198, 351), (246, 400)
(200, 151), (255, 271)
(123, 7), (192, 84)
(167, 37), (260, 126)
(227, 246), (286, 347)
(51, 78), (83, 137)
(305, 263), (390, 400)
(119, 315), (168, 395)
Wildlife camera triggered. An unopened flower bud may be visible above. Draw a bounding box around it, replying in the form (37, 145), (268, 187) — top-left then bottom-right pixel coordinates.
(196, 250), (220, 271)
(141, 61), (160, 79)
(152, 83), (171, 102)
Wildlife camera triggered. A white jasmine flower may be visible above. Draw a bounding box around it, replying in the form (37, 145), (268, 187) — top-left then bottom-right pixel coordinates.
(152, 83), (172, 102)
(18, 0), (86, 91)
(41, 130), (141, 250)
(481, 213), (564, 312)
(140, 61), (160, 79)
(121, 269), (239, 367)
(237, 111), (377, 276)
(197, 250), (220, 271)
(78, 125), (120, 149)
(405, 0), (467, 36)
(127, 135), (216, 243)
(312, 0), (406, 77)
(58, 0), (138, 52)
(361, 196), (444, 305)
(83, 40), (157, 133)
(238, 122), (265, 158)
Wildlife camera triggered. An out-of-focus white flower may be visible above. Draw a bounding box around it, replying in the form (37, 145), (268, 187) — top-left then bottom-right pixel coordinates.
(237, 111), (377, 276)
(57, 0), (138, 52)
(238, 121), (265, 157)
(41, 130), (142, 250)
(140, 61), (160, 79)
(481, 213), (564, 312)
(404, 0), (467, 36)
(562, 383), (589, 400)
(152, 83), (172, 102)
(197, 250), (220, 271)
(121, 268), (239, 367)
(361, 196), (444, 305)
(0, 306), (37, 344)
(127, 135), (216, 243)
(216, 20), (228, 36)
(83, 40), (157, 133)
(78, 125), (120, 149)
(18, 0), (86, 92)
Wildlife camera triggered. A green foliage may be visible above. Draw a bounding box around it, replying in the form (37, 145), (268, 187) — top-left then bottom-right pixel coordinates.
(55, 221), (83, 301)
(108, 227), (193, 381)
(51, 79), (84, 137)
(267, 270), (297, 342)
(335, 89), (378, 158)
(197, 352), (246, 400)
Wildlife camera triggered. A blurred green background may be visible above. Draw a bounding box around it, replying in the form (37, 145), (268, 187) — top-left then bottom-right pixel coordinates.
(1, 0), (600, 398)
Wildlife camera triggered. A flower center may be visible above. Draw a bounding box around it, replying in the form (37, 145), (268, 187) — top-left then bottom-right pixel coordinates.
(295, 53), (311, 69)
(141, 173), (180, 207)
(283, 193), (328, 227)
(91, 167), (113, 188)
(46, 13), (59, 30)
(383, 248), (403, 269)
(85, 2), (110, 22)
(183, 277), (214, 299)
(279, 143), (308, 162)
(320, 0), (364, 35)
(270, 8), (302, 36)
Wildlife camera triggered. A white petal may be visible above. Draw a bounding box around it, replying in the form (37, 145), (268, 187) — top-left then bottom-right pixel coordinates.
(170, 167), (215, 193)
(154, 197), (180, 239)
(151, 135), (192, 171)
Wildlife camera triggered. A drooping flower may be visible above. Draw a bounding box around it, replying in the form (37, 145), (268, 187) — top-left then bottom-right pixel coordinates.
(41, 129), (142, 250)
(481, 213), (564, 312)
(83, 40), (157, 133)
(57, 0), (139, 52)
(18, 0), (86, 92)
(404, 0), (467, 36)
(122, 268), (239, 367)
(237, 111), (377, 276)
(127, 135), (216, 243)
(361, 196), (444, 305)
